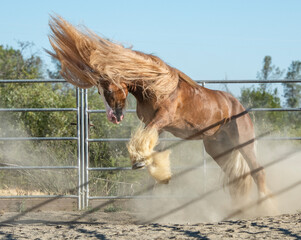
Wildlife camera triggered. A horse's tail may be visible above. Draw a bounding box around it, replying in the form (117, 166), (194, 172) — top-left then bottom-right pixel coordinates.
(222, 150), (253, 199)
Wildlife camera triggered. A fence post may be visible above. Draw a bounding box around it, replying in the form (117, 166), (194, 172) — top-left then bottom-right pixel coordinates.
(76, 87), (82, 210)
(76, 88), (90, 210)
(84, 89), (89, 208)
(201, 82), (207, 192)
(80, 88), (86, 209)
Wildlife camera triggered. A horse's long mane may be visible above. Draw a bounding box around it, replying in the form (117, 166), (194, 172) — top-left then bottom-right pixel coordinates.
(47, 15), (198, 101)
(174, 68), (200, 88)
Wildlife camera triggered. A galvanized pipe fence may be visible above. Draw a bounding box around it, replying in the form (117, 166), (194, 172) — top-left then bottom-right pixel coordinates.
(0, 79), (300, 210)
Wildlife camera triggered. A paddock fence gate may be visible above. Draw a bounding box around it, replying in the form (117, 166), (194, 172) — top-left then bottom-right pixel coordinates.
(0, 79), (300, 210)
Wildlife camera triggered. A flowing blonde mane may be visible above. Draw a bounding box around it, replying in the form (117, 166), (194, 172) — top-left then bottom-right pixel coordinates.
(47, 15), (198, 101)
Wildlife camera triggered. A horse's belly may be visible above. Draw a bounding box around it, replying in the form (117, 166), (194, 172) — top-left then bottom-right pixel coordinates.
(163, 126), (204, 140)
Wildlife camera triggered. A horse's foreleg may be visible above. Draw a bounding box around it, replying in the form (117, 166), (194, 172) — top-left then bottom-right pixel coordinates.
(127, 126), (159, 168)
(130, 107), (172, 168)
(127, 108), (173, 183)
(127, 126), (172, 183)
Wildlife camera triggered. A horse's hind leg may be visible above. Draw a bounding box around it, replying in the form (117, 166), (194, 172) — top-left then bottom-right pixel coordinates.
(230, 117), (269, 196)
(203, 132), (252, 201)
(237, 139), (269, 197)
(232, 119), (280, 215)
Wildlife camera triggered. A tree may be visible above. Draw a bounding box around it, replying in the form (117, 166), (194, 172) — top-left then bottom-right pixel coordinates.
(282, 61), (301, 130)
(0, 43), (78, 193)
(283, 61), (301, 108)
(240, 86), (283, 132)
(0, 42), (43, 79)
(242, 56), (283, 110)
(240, 87), (281, 109)
(47, 57), (62, 79)
(0, 42), (76, 137)
(240, 56), (284, 133)
(256, 56), (284, 92)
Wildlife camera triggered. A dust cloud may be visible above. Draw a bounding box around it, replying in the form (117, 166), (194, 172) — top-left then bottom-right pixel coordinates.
(0, 117), (77, 195)
(132, 137), (301, 224)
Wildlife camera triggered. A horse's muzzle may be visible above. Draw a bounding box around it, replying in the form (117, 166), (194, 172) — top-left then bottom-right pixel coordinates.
(114, 108), (124, 123)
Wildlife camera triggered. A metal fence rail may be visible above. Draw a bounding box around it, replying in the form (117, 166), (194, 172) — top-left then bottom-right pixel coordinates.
(0, 108), (77, 112)
(195, 79), (301, 84)
(0, 79), (300, 209)
(0, 79), (84, 209)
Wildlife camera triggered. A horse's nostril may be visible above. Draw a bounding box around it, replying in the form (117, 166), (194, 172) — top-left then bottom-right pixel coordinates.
(116, 114), (124, 122)
(114, 108), (123, 122)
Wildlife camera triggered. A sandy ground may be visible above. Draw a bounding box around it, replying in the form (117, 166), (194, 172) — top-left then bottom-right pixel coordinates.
(0, 142), (299, 239)
(0, 211), (299, 240)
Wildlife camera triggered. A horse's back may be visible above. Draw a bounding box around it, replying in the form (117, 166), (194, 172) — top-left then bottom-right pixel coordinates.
(178, 81), (247, 123)
(167, 81), (251, 138)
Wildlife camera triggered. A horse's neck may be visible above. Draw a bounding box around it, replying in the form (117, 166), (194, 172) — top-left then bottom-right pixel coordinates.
(128, 85), (144, 103)
(128, 79), (200, 105)
(128, 84), (158, 124)
(128, 84), (158, 105)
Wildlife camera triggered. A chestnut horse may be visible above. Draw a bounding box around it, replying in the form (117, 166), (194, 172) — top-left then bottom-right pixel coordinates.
(47, 15), (270, 201)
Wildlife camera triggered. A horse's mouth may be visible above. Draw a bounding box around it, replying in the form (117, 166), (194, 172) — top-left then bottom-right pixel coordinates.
(107, 109), (124, 124)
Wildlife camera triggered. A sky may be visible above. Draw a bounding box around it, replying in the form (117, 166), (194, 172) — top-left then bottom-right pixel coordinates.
(1, 0), (301, 90)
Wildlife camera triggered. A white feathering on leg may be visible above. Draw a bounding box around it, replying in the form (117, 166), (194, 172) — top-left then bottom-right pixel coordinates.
(127, 126), (172, 183)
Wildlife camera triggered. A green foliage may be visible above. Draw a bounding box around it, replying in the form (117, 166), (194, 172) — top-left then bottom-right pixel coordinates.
(0, 42), (43, 79)
(47, 57), (62, 79)
(256, 55), (284, 92)
(241, 56), (284, 132)
(283, 61), (301, 108)
(0, 83), (77, 137)
(241, 56), (301, 137)
(240, 86), (284, 133)
(240, 87), (281, 109)
(282, 61), (301, 130)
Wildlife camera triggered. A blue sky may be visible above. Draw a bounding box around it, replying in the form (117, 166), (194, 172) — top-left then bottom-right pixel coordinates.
(1, 0), (301, 84)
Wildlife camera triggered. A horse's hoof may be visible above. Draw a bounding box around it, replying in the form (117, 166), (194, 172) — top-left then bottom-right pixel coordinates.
(132, 162), (145, 170)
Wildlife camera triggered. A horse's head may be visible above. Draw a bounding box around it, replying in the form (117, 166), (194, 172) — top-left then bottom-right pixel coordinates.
(97, 81), (128, 124)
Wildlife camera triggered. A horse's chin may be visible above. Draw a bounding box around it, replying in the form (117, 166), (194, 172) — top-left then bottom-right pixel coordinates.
(110, 116), (124, 124)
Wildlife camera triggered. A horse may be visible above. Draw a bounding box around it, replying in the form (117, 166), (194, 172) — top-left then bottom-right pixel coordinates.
(47, 15), (271, 202)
